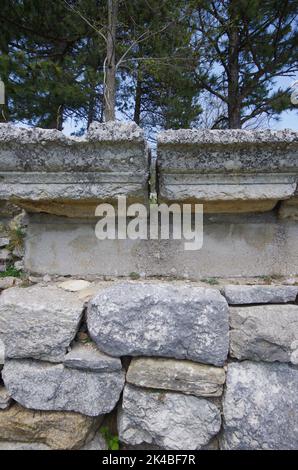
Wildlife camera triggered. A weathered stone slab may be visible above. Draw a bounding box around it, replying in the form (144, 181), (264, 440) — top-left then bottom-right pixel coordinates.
(64, 342), (122, 372)
(223, 285), (298, 304)
(88, 283), (229, 366)
(0, 122), (149, 217)
(221, 361), (298, 449)
(230, 304), (298, 363)
(2, 359), (125, 416)
(157, 129), (298, 212)
(0, 403), (102, 449)
(118, 384), (221, 450)
(24, 213), (298, 278)
(0, 285), (84, 362)
(0, 386), (11, 409)
(126, 357), (225, 397)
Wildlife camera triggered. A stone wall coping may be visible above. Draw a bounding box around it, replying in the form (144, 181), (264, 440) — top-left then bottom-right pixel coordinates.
(157, 128), (298, 147)
(0, 121), (145, 145)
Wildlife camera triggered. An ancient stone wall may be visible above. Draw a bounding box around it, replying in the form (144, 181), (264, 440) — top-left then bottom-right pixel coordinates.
(0, 122), (297, 450)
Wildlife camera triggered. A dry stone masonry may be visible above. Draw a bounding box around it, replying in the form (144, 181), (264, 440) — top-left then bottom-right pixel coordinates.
(0, 122), (297, 450)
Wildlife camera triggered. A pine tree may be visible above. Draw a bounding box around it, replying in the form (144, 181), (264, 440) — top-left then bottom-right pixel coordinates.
(0, 0), (106, 129)
(192, 0), (298, 128)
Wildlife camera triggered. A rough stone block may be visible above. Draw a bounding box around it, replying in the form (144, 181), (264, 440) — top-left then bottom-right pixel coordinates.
(126, 357), (225, 397)
(229, 304), (298, 363)
(0, 403), (102, 449)
(0, 285), (85, 362)
(118, 384), (221, 450)
(223, 284), (298, 304)
(221, 361), (298, 449)
(2, 359), (125, 417)
(87, 282), (229, 366)
(64, 342), (122, 372)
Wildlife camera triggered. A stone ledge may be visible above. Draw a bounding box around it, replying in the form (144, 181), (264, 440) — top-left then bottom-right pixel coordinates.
(157, 129), (298, 212)
(0, 122), (150, 217)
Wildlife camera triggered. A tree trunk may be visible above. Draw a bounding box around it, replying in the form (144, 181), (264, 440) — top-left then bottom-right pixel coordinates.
(227, 0), (241, 128)
(0, 38), (9, 122)
(48, 105), (64, 131)
(133, 68), (142, 125)
(87, 93), (96, 128)
(104, 0), (118, 121)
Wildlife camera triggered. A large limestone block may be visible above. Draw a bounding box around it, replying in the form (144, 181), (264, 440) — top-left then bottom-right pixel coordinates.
(87, 282), (229, 366)
(0, 122), (149, 217)
(118, 384), (221, 450)
(0, 285), (84, 362)
(126, 357), (225, 397)
(2, 359), (125, 417)
(230, 304), (298, 363)
(221, 361), (298, 450)
(0, 403), (101, 449)
(157, 129), (298, 212)
(223, 284), (298, 304)
(24, 212), (298, 278)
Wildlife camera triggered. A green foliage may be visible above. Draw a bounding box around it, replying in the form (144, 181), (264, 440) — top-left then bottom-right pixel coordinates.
(100, 427), (120, 451)
(129, 272), (140, 280)
(0, 265), (22, 278)
(8, 227), (24, 251)
(192, 0), (298, 127)
(0, 0), (297, 130)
